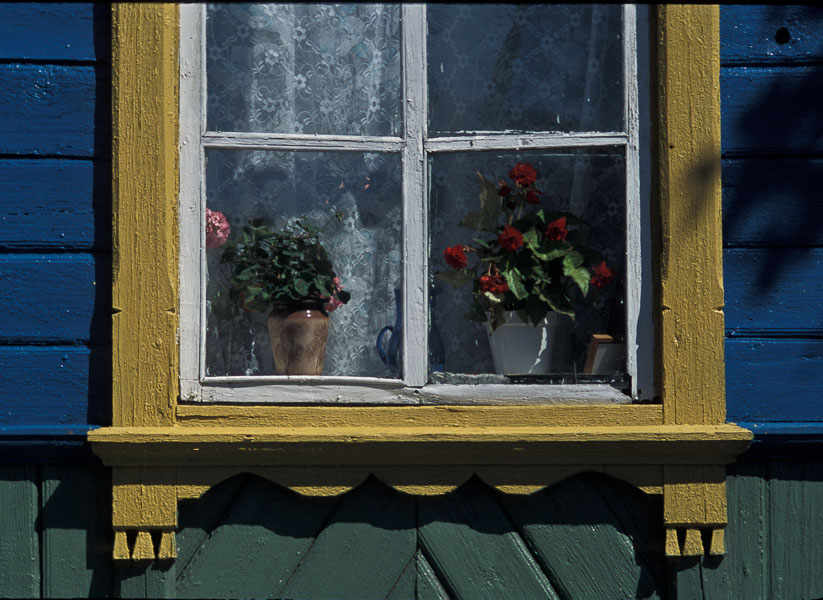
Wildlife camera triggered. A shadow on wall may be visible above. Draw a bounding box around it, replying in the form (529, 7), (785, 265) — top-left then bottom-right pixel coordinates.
(168, 471), (665, 599)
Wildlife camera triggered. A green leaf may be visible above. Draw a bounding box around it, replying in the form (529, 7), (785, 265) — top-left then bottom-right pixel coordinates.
(525, 295), (549, 325)
(458, 211), (482, 231)
(476, 172), (502, 232)
(569, 266), (590, 296)
(293, 278), (310, 297)
(210, 291), (238, 321)
(466, 301), (487, 322)
(503, 268), (528, 300)
(539, 288), (575, 318)
(522, 228), (539, 249)
(562, 251), (584, 273)
(435, 268), (475, 288)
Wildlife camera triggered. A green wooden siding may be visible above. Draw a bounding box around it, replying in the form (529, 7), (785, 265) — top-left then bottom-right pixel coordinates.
(5, 461), (823, 599)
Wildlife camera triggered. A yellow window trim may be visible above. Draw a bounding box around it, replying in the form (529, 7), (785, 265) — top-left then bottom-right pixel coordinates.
(90, 3), (751, 561)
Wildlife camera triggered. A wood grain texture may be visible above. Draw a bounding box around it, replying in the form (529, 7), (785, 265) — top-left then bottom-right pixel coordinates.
(725, 339), (823, 423)
(656, 5), (725, 426)
(0, 159), (110, 250)
(721, 157), (823, 247)
(0, 254), (109, 342)
(417, 477), (561, 599)
(724, 248), (823, 334)
(0, 3), (107, 62)
(501, 472), (665, 599)
(0, 64), (107, 157)
(175, 474), (336, 599)
(0, 346), (107, 428)
(0, 465), (40, 598)
(720, 6), (823, 65)
(721, 66), (823, 157)
(278, 476), (416, 599)
(111, 3), (178, 428)
(41, 464), (112, 598)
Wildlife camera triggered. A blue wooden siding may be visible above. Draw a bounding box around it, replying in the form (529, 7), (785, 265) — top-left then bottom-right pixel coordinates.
(721, 6), (823, 427)
(0, 3), (111, 446)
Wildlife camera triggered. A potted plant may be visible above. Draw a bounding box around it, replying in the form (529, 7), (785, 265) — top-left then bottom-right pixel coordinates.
(207, 208), (350, 376)
(437, 162), (614, 375)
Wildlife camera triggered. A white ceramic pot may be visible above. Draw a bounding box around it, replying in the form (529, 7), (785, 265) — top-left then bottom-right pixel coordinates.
(487, 311), (559, 375)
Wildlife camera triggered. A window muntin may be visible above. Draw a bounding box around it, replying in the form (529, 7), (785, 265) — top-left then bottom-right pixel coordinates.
(180, 3), (651, 402)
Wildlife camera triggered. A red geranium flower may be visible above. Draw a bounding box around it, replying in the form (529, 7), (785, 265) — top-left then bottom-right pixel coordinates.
(545, 216), (568, 241)
(443, 244), (468, 269)
(478, 274), (509, 294)
(498, 225), (524, 252)
(525, 190), (542, 205)
(591, 261), (615, 287)
(498, 184), (512, 197)
(508, 162), (538, 187)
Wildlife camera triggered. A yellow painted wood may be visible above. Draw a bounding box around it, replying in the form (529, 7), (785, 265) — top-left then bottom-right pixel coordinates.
(709, 528), (725, 556)
(132, 531), (155, 561)
(175, 403), (663, 428)
(682, 528), (704, 556)
(157, 532), (177, 560)
(113, 531), (129, 561)
(93, 2), (753, 560)
(656, 5), (725, 426)
(112, 468), (176, 529)
(112, 3), (179, 427)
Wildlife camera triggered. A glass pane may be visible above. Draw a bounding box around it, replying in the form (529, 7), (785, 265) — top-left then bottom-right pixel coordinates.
(429, 150), (625, 378)
(427, 4), (624, 134)
(207, 3), (402, 136)
(204, 149), (402, 377)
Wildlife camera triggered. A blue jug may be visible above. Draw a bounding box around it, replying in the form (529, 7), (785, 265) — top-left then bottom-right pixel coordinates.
(376, 287), (445, 376)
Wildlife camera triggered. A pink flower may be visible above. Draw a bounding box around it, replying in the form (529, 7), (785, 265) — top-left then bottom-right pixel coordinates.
(325, 277), (345, 313)
(206, 208), (231, 249)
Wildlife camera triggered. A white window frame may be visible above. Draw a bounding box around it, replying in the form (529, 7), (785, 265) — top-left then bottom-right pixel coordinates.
(178, 3), (653, 404)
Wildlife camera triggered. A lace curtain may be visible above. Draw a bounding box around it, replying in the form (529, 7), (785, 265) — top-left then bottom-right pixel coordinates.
(204, 3), (625, 378)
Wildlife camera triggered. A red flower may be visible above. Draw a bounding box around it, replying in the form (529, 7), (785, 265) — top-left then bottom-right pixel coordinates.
(545, 217), (568, 241)
(525, 190), (542, 204)
(508, 162), (538, 187)
(498, 184), (512, 197)
(444, 244), (468, 269)
(478, 274), (509, 294)
(591, 261), (615, 288)
(498, 225), (524, 252)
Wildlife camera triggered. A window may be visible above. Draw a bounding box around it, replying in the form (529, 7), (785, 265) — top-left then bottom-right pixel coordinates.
(179, 3), (654, 404)
(91, 4), (751, 562)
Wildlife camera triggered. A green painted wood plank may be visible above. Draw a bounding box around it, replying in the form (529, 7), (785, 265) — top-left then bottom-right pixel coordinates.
(501, 472), (664, 600)
(415, 551), (450, 600)
(417, 477), (559, 600)
(769, 460), (823, 600)
(279, 476), (416, 599)
(0, 465), (40, 599)
(694, 460), (770, 600)
(175, 473), (248, 570)
(175, 474), (336, 599)
(385, 553), (416, 600)
(114, 563), (175, 600)
(41, 464), (112, 598)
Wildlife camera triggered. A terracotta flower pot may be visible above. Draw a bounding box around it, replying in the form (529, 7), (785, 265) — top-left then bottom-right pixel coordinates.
(267, 300), (330, 375)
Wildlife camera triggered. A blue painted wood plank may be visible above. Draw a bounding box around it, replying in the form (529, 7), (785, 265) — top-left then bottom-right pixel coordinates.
(0, 254), (110, 342)
(721, 6), (823, 65)
(0, 3), (107, 62)
(0, 159), (110, 250)
(0, 64), (109, 157)
(0, 345), (109, 428)
(726, 339), (823, 423)
(722, 158), (823, 247)
(721, 66), (823, 156)
(724, 248), (823, 334)
(0, 465), (40, 598)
